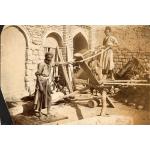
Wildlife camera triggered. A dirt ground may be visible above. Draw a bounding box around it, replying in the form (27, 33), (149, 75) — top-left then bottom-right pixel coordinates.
(12, 92), (150, 125)
(47, 95), (150, 125)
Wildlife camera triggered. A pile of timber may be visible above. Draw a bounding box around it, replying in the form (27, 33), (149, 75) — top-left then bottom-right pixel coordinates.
(116, 57), (145, 80)
(114, 57), (150, 110)
(114, 86), (150, 110)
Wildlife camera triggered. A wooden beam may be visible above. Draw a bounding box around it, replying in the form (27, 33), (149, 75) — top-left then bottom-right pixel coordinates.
(106, 95), (115, 108)
(52, 86), (89, 104)
(56, 47), (73, 93)
(74, 53), (100, 86)
(103, 82), (150, 86)
(102, 80), (147, 83)
(100, 90), (107, 116)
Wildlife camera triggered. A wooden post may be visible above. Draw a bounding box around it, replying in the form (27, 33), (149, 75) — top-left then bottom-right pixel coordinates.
(48, 49), (55, 84)
(106, 95), (115, 108)
(54, 48), (58, 77)
(100, 89), (107, 116)
(148, 87), (150, 119)
(56, 47), (73, 93)
(99, 48), (104, 80)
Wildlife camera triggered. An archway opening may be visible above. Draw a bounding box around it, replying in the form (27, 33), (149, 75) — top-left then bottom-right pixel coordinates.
(44, 32), (63, 51)
(43, 32), (67, 87)
(73, 32), (89, 79)
(1, 26), (27, 99)
(73, 32), (88, 54)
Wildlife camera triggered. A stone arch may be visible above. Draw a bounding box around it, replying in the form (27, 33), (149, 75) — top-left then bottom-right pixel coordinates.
(72, 32), (89, 80)
(1, 25), (30, 99)
(42, 29), (63, 47)
(72, 28), (88, 42)
(2, 25), (31, 48)
(42, 31), (65, 83)
(43, 32), (63, 48)
(73, 32), (88, 53)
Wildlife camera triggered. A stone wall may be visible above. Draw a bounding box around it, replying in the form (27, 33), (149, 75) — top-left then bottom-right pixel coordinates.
(24, 25), (64, 93)
(95, 25), (150, 72)
(20, 25), (92, 94)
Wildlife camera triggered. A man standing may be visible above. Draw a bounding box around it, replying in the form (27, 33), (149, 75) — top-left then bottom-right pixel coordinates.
(102, 26), (119, 79)
(34, 52), (53, 118)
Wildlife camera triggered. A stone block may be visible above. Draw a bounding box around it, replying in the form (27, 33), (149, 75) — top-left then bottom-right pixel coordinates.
(39, 51), (44, 56)
(27, 54), (34, 61)
(31, 44), (40, 50)
(119, 56), (124, 59)
(25, 76), (32, 82)
(32, 60), (37, 64)
(25, 69), (32, 76)
(26, 60), (32, 64)
(33, 50), (38, 55)
(27, 49), (32, 55)
(26, 64), (34, 70)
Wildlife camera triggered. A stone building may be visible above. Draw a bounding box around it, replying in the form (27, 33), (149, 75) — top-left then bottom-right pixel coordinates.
(0, 25), (96, 99)
(0, 25), (150, 100)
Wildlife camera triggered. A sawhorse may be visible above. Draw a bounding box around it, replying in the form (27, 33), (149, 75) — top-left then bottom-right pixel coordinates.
(74, 53), (115, 116)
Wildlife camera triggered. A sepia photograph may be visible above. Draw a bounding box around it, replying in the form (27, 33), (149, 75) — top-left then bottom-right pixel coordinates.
(0, 25), (150, 125)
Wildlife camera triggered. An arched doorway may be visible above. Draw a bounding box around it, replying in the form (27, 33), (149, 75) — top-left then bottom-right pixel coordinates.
(43, 32), (63, 53)
(73, 32), (89, 79)
(1, 26), (27, 99)
(43, 32), (67, 86)
(73, 32), (88, 54)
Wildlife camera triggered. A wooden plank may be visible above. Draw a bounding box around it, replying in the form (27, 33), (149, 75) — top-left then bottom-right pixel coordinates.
(52, 86), (89, 104)
(73, 96), (102, 101)
(103, 80), (147, 83)
(98, 48), (104, 80)
(103, 82), (150, 86)
(74, 78), (148, 85)
(49, 49), (55, 82)
(106, 95), (115, 108)
(74, 53), (100, 86)
(56, 47), (73, 93)
(100, 90), (107, 116)
(54, 48), (58, 77)
(66, 46), (73, 82)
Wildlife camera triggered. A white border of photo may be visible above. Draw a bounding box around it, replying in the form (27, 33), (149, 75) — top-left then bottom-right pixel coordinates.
(0, 0), (150, 150)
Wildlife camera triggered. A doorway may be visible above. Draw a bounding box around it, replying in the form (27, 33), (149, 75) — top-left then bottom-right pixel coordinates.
(1, 26), (27, 98)
(73, 32), (89, 79)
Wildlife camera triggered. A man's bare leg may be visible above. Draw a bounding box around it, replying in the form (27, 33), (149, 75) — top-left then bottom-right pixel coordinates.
(110, 70), (115, 80)
(100, 89), (107, 116)
(47, 97), (52, 117)
(38, 106), (42, 118)
(102, 74), (107, 80)
(109, 70), (115, 96)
